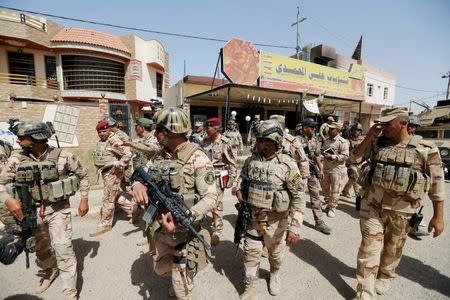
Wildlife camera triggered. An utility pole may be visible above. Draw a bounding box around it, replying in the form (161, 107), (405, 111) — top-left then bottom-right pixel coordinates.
(291, 6), (307, 59)
(442, 71), (450, 100)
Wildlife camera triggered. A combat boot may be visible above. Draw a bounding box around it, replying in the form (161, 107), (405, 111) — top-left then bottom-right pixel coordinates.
(375, 277), (393, 295)
(36, 268), (59, 294)
(315, 220), (331, 235)
(269, 269), (281, 296)
(89, 225), (112, 237)
(240, 276), (258, 300)
(327, 208), (336, 218)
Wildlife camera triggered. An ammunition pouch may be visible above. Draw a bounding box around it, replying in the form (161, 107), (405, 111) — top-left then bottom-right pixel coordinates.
(272, 190), (290, 212)
(247, 181), (273, 209)
(186, 228), (211, 277)
(406, 170), (431, 201)
(46, 175), (80, 203)
(93, 152), (117, 168)
(16, 161), (58, 183)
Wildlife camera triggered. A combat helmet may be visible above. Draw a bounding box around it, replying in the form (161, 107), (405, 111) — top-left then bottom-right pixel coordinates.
(257, 120), (284, 145)
(154, 107), (191, 134)
(350, 123), (363, 131)
(13, 121), (54, 140)
(269, 114), (286, 129)
(408, 115), (421, 127)
(102, 116), (117, 127)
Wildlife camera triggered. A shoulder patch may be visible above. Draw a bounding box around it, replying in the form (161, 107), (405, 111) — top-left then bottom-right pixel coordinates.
(204, 170), (216, 185)
(419, 139), (436, 149)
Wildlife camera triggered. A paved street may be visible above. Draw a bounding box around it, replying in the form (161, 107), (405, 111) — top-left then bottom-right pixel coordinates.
(1, 182), (449, 300)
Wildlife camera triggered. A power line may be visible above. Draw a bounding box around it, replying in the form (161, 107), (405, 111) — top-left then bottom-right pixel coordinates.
(395, 92), (446, 106)
(0, 5), (296, 50)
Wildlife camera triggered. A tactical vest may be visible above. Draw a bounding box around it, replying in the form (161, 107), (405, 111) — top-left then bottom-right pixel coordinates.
(14, 148), (79, 204)
(93, 140), (118, 167)
(148, 143), (199, 209)
(132, 137), (154, 169)
(246, 154), (291, 212)
(370, 135), (431, 202)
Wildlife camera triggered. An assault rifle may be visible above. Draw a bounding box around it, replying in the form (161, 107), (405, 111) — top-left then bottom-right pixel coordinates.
(303, 145), (321, 182)
(132, 166), (211, 250)
(9, 183), (37, 268)
(234, 178), (251, 249)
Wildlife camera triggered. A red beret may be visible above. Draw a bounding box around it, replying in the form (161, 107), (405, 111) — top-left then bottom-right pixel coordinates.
(96, 121), (109, 131)
(206, 118), (221, 126)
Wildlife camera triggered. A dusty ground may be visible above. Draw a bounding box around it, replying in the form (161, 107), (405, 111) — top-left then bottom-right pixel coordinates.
(1, 183), (449, 300)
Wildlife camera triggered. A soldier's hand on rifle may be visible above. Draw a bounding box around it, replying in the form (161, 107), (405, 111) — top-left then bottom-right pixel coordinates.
(286, 230), (300, 245)
(161, 211), (177, 232)
(132, 182), (148, 205)
(78, 198), (89, 217)
(5, 198), (23, 221)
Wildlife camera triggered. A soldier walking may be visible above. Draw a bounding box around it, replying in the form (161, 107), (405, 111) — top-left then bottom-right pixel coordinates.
(319, 116), (335, 142)
(0, 121), (90, 299)
(90, 121), (138, 237)
(203, 117), (237, 245)
(236, 120), (303, 299)
(132, 107), (217, 300)
(321, 122), (349, 218)
(352, 108), (445, 299)
(341, 123), (365, 199)
(189, 121), (207, 147)
(297, 118), (331, 234)
(224, 118), (244, 156)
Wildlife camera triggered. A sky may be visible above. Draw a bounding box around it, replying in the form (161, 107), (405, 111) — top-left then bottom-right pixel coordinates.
(2, 0), (449, 113)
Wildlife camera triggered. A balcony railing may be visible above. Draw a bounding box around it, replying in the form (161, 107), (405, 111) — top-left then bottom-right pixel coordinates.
(0, 72), (59, 89)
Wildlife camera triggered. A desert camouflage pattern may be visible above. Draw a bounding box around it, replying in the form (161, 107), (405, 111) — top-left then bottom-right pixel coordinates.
(319, 122), (330, 141)
(342, 135), (365, 197)
(189, 130), (207, 147)
(0, 146), (89, 298)
(202, 134), (237, 236)
(223, 128), (244, 155)
(96, 134), (134, 227)
(154, 107), (191, 134)
(353, 136), (446, 299)
(238, 151), (304, 278)
(142, 141), (217, 299)
(322, 135), (349, 209)
(130, 133), (160, 169)
(281, 133), (309, 179)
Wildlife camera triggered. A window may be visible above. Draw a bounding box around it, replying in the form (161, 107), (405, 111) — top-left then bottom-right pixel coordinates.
(109, 104), (130, 135)
(416, 130), (438, 139)
(334, 110), (344, 122)
(45, 56), (57, 81)
(383, 87), (388, 100)
(444, 130), (450, 139)
(61, 55), (125, 93)
(156, 73), (163, 98)
(350, 112), (360, 124)
(53, 105), (80, 144)
(8, 52), (35, 85)
(367, 83), (373, 97)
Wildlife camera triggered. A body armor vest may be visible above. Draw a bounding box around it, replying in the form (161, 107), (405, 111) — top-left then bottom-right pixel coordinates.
(14, 148), (79, 204)
(93, 140), (118, 167)
(149, 143), (199, 209)
(370, 135), (430, 201)
(246, 154), (291, 212)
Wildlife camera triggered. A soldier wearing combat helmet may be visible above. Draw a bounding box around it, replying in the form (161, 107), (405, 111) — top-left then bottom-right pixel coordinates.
(0, 121), (90, 299)
(236, 120), (304, 299)
(132, 107), (217, 299)
(341, 123), (365, 199)
(351, 107), (445, 299)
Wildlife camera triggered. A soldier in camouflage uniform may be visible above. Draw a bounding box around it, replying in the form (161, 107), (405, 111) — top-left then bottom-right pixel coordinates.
(352, 108), (445, 299)
(122, 118), (160, 170)
(319, 116), (335, 142)
(321, 122), (350, 218)
(203, 117), (237, 245)
(236, 120), (303, 299)
(224, 118), (244, 156)
(90, 121), (138, 237)
(102, 116), (130, 140)
(246, 114), (261, 148)
(0, 121), (90, 299)
(341, 123), (365, 199)
(297, 118), (331, 234)
(0, 138), (13, 174)
(132, 107), (217, 300)
(189, 121), (207, 147)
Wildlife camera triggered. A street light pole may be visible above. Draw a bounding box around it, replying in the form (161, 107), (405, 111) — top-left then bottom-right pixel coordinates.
(442, 71), (450, 100)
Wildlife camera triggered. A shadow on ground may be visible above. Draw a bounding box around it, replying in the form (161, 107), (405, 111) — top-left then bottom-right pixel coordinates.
(398, 255), (450, 297)
(290, 238), (356, 299)
(4, 295), (43, 300)
(130, 252), (168, 300)
(73, 238), (100, 297)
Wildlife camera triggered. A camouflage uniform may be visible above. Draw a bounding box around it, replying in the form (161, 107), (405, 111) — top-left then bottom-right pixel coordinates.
(281, 132), (310, 181)
(93, 132), (135, 228)
(142, 141), (218, 300)
(322, 133), (349, 210)
(238, 151), (304, 294)
(319, 123), (330, 142)
(189, 130), (207, 147)
(342, 134), (365, 197)
(0, 139), (13, 175)
(353, 135), (446, 299)
(0, 146), (90, 298)
(129, 133), (160, 170)
(297, 134), (323, 221)
(202, 133), (237, 238)
(224, 128), (244, 156)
